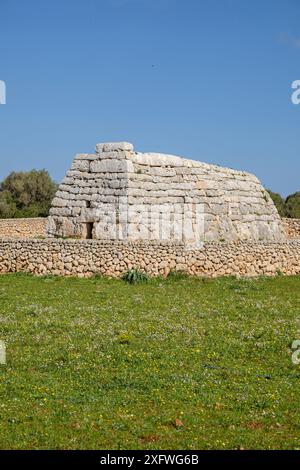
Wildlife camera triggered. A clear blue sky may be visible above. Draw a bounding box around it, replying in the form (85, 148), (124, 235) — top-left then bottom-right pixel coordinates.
(0, 0), (299, 196)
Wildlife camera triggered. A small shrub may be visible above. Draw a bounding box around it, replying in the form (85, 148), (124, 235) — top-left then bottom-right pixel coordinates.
(91, 273), (103, 280)
(167, 270), (190, 280)
(25, 308), (38, 317)
(117, 332), (132, 344)
(122, 269), (149, 284)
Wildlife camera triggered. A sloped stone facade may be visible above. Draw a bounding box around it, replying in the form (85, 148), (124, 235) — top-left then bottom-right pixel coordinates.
(46, 142), (285, 244)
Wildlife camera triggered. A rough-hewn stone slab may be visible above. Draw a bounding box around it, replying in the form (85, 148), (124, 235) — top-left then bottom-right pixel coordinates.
(95, 142), (134, 153)
(90, 159), (134, 173)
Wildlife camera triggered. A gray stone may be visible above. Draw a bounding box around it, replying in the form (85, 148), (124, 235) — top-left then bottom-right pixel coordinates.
(90, 159), (134, 174)
(95, 142), (134, 153)
(46, 141), (286, 244)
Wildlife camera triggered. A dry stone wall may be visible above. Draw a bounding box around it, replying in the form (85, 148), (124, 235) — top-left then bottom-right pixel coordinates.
(47, 142), (285, 244)
(0, 218), (46, 239)
(283, 218), (300, 239)
(1, 238), (300, 278)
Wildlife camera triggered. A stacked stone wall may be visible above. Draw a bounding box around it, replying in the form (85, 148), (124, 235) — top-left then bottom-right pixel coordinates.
(283, 218), (300, 239)
(1, 238), (300, 278)
(0, 218), (46, 239)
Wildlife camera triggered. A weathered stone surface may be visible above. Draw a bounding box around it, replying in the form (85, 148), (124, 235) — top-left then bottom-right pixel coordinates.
(95, 142), (134, 153)
(0, 218), (46, 239)
(46, 141), (286, 243)
(0, 238), (300, 279)
(283, 218), (300, 239)
(71, 160), (90, 172)
(90, 159), (134, 174)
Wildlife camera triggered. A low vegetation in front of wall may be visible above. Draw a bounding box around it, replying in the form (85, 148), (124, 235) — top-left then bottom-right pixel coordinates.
(0, 273), (299, 449)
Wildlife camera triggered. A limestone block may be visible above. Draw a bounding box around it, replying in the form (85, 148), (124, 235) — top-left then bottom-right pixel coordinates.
(71, 160), (90, 172)
(56, 191), (75, 200)
(59, 184), (80, 195)
(94, 151), (127, 160)
(142, 167), (177, 177)
(95, 142), (134, 153)
(108, 179), (128, 189)
(51, 197), (68, 208)
(131, 152), (184, 167)
(90, 159), (134, 174)
(49, 207), (72, 217)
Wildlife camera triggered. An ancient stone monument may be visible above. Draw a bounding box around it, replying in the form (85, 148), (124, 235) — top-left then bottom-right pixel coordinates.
(46, 142), (285, 244)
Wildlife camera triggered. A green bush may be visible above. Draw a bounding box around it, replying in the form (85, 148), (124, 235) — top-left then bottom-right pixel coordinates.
(0, 170), (57, 218)
(122, 269), (149, 284)
(0, 190), (17, 218)
(285, 192), (300, 219)
(267, 189), (300, 219)
(167, 269), (190, 280)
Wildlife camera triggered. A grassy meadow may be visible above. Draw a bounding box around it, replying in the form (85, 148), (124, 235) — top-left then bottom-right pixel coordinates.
(0, 273), (299, 449)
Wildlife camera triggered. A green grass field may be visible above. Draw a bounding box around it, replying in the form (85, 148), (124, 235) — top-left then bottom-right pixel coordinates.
(0, 273), (299, 450)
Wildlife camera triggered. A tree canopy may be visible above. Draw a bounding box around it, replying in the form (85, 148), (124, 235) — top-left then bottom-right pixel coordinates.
(267, 189), (300, 219)
(285, 192), (300, 219)
(0, 170), (57, 218)
(266, 190), (288, 217)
